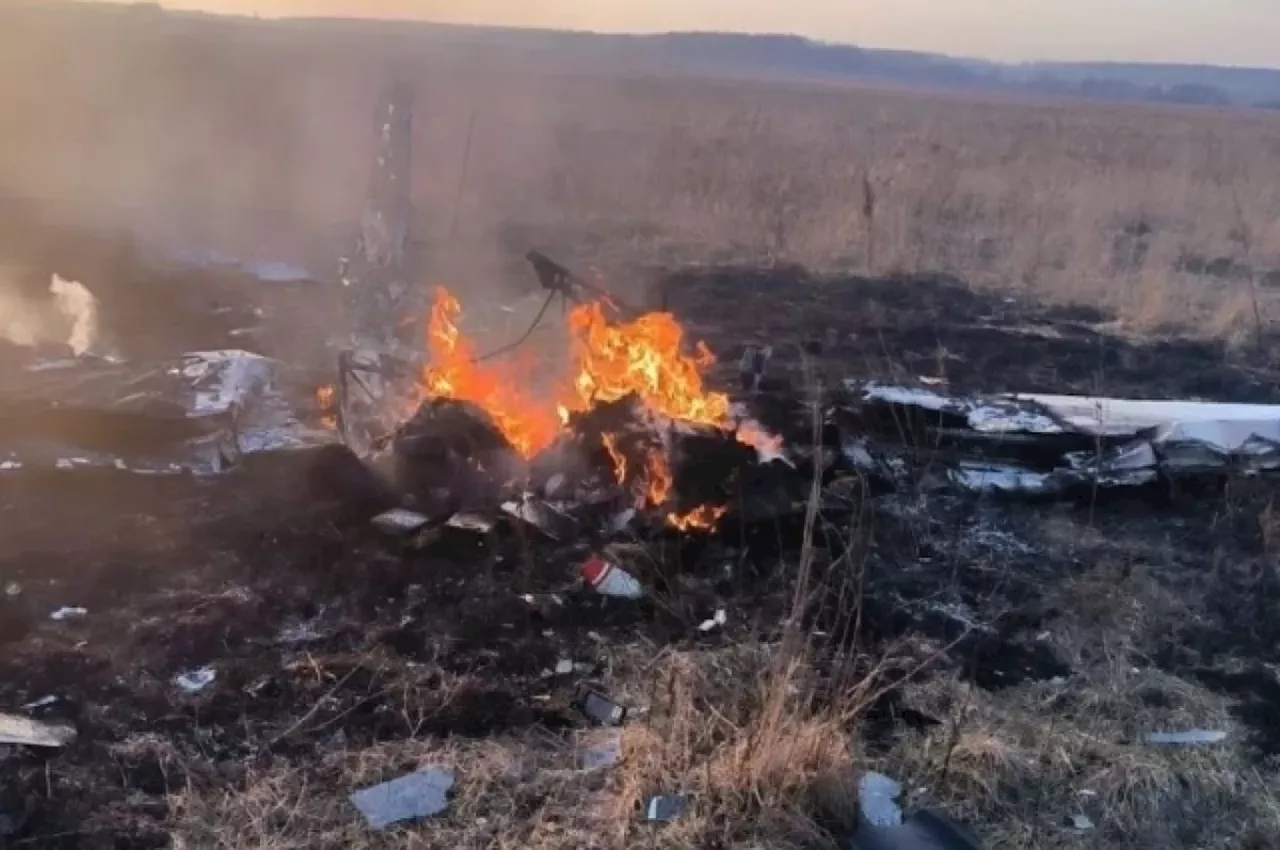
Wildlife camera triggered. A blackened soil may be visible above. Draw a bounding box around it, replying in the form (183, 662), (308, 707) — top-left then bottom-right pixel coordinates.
(3, 265), (1280, 846)
(661, 266), (1280, 403)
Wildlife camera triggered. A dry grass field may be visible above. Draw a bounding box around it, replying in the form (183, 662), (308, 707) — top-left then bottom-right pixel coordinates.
(3, 11), (1280, 338)
(4, 8), (1280, 850)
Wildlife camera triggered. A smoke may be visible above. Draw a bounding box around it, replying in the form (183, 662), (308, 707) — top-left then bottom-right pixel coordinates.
(50, 274), (100, 356)
(0, 270), (100, 356)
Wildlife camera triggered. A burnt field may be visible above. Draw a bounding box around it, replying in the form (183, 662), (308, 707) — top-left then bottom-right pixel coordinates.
(3, 260), (1280, 850)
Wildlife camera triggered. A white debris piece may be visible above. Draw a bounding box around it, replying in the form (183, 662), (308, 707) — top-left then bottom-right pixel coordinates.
(1068, 814), (1095, 831)
(445, 512), (494, 533)
(22, 696), (58, 711)
(1146, 729), (1227, 746)
(698, 609), (728, 632)
(174, 666), (217, 694)
(858, 771), (904, 828)
(349, 766), (454, 829)
(0, 712), (76, 748)
(371, 508), (431, 535)
(49, 607), (87, 621)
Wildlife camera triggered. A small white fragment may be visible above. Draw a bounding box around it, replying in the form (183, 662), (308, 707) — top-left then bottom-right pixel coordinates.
(858, 771), (903, 827)
(371, 508), (431, 535)
(555, 659), (574, 675)
(1146, 729), (1227, 746)
(445, 512), (493, 532)
(697, 609), (728, 632)
(544, 473), (567, 497)
(644, 794), (688, 822)
(22, 696), (58, 710)
(1069, 814), (1094, 831)
(4, 582), (21, 597)
(50, 607), (87, 622)
(174, 667), (217, 694)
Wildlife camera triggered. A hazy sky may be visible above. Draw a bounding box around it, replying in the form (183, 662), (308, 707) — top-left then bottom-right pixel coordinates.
(90, 0), (1280, 67)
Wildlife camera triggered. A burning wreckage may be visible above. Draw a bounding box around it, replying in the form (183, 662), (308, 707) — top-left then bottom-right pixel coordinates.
(5, 82), (1280, 550)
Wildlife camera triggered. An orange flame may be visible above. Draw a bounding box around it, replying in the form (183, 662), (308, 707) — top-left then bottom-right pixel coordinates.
(418, 287), (563, 458)
(668, 503), (729, 532)
(563, 301), (730, 427)
(601, 432), (627, 484)
(414, 286), (768, 531)
(315, 384), (337, 430)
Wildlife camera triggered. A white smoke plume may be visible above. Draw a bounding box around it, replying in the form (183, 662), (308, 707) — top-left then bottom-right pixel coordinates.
(0, 269), (100, 356)
(50, 273), (99, 356)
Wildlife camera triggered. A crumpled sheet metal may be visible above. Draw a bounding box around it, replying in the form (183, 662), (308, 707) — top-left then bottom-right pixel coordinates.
(848, 380), (1280, 494)
(0, 349), (336, 475)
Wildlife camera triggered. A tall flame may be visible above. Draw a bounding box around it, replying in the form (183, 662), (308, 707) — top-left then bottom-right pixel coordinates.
(415, 286), (754, 530)
(563, 301), (730, 427)
(419, 286), (561, 459)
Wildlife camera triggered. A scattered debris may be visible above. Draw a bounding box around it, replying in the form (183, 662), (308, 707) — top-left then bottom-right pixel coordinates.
(581, 554), (644, 599)
(855, 810), (985, 850)
(3, 582), (20, 597)
(349, 766), (455, 830)
(643, 794), (688, 823)
(49, 606), (87, 621)
(574, 687), (628, 727)
(501, 496), (577, 540)
(1067, 814), (1095, 831)
(173, 666), (217, 694)
(858, 771), (904, 828)
(578, 728), (623, 769)
(1145, 729), (1227, 745)
(445, 512), (494, 532)
(554, 659), (574, 675)
(0, 711), (76, 748)
(21, 696), (58, 710)
(371, 508), (431, 535)
(697, 608), (728, 632)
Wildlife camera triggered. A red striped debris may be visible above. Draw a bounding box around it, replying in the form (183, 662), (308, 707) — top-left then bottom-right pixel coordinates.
(581, 554), (644, 599)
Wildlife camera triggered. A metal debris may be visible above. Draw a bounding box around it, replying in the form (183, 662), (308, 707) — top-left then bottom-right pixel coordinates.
(49, 607), (87, 621)
(858, 771), (904, 828)
(173, 666), (217, 694)
(575, 687), (627, 727)
(644, 794), (688, 822)
(579, 728), (623, 770)
(1067, 814), (1094, 831)
(0, 712), (76, 748)
(445, 512), (494, 533)
(697, 609), (728, 632)
(501, 495), (577, 540)
(21, 696), (58, 711)
(581, 554), (644, 599)
(371, 508), (431, 535)
(1145, 729), (1227, 745)
(349, 766), (455, 830)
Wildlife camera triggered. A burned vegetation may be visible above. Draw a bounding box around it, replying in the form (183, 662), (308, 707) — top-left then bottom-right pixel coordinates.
(3, 85), (1280, 850)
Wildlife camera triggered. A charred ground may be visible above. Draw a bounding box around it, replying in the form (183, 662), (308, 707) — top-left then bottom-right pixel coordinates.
(2, 266), (1280, 849)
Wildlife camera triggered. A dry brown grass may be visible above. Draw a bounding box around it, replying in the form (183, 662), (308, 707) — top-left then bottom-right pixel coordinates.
(167, 644), (862, 850)
(2, 13), (1280, 336)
